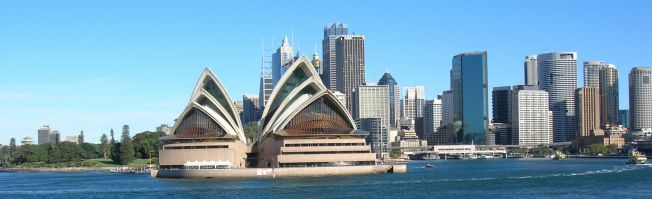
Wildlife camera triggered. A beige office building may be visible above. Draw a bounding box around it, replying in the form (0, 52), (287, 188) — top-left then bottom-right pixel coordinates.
(576, 87), (603, 137)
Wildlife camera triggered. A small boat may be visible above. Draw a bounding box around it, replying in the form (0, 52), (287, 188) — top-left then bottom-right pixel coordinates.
(424, 163), (434, 168)
(626, 149), (647, 165)
(553, 151), (566, 160)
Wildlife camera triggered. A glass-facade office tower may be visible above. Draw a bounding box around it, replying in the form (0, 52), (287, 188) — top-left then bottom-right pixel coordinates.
(378, 72), (400, 128)
(492, 86), (512, 145)
(629, 67), (652, 130)
(451, 52), (488, 145)
(492, 86), (512, 123)
(524, 55), (538, 86)
(322, 23), (348, 90)
(619, 110), (630, 128)
(335, 35), (365, 113)
(537, 52), (577, 142)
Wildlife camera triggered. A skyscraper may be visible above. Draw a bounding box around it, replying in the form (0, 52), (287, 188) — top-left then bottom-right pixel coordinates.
(524, 55), (538, 86)
(272, 36), (294, 86)
(629, 67), (652, 130)
(423, 99), (442, 139)
(241, 95), (261, 125)
(353, 85), (390, 158)
(599, 64), (619, 127)
(335, 35), (366, 113)
(583, 61), (605, 88)
(492, 86), (512, 123)
(537, 52), (577, 142)
(492, 86), (512, 145)
(378, 72), (400, 127)
(322, 23), (348, 90)
(441, 90), (454, 126)
(353, 85), (390, 128)
(37, 125), (51, 145)
(402, 86), (425, 135)
(619, 109), (630, 128)
(512, 85), (552, 145)
(575, 87), (603, 137)
(451, 52), (488, 144)
(259, 49), (274, 108)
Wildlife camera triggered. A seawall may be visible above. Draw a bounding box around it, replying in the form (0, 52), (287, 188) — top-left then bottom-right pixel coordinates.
(152, 165), (406, 178)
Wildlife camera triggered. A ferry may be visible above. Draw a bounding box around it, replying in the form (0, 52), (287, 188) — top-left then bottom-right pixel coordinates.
(626, 149), (648, 165)
(553, 151), (566, 160)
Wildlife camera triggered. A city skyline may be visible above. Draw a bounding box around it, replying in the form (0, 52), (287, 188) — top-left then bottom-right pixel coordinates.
(2, 0), (652, 144)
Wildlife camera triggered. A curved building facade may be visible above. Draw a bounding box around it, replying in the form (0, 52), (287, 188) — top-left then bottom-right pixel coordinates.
(159, 68), (249, 169)
(629, 67), (652, 130)
(256, 56), (377, 168)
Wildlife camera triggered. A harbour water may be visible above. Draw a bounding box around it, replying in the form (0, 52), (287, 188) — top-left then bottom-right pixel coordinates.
(1, 159), (650, 198)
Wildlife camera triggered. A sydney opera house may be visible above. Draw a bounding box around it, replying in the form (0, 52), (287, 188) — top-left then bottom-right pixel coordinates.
(155, 56), (402, 178)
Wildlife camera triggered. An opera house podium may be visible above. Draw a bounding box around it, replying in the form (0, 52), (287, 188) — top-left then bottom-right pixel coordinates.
(153, 57), (403, 178)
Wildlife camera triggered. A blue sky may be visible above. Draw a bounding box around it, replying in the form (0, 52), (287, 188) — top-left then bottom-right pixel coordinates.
(1, 0), (651, 145)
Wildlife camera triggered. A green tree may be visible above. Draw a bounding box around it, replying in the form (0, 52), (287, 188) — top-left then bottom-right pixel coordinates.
(118, 125), (135, 165)
(80, 143), (99, 159)
(132, 131), (165, 159)
(390, 149), (402, 158)
(100, 133), (109, 159)
(0, 146), (11, 167)
(48, 142), (85, 163)
(78, 131), (85, 144)
(9, 138), (17, 164)
(243, 122), (260, 144)
(16, 144), (48, 163)
(586, 144), (609, 155)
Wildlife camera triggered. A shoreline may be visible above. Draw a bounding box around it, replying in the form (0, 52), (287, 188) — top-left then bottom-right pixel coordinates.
(0, 167), (111, 173)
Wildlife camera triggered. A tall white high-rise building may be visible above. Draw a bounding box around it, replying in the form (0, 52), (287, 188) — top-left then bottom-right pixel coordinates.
(583, 61), (605, 88)
(402, 86), (425, 120)
(423, 99), (442, 139)
(524, 55), (538, 86)
(353, 85), (390, 158)
(512, 85), (553, 145)
(271, 36), (294, 86)
(537, 52), (577, 142)
(629, 67), (652, 130)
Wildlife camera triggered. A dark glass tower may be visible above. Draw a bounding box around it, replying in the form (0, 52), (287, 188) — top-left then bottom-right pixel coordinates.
(451, 52), (488, 144)
(378, 72), (400, 127)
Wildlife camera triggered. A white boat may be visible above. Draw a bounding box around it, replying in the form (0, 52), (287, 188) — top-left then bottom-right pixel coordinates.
(627, 149), (647, 165)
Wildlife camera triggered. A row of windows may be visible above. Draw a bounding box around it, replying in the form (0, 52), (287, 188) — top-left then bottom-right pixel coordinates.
(284, 143), (365, 147)
(164, 145), (228, 150)
(281, 151), (369, 155)
(159, 165), (231, 170)
(279, 161), (374, 168)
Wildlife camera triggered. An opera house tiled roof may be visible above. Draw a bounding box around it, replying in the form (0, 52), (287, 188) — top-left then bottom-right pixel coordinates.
(164, 68), (247, 144)
(258, 56), (360, 142)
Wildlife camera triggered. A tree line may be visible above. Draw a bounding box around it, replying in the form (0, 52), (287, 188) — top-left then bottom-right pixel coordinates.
(0, 125), (166, 167)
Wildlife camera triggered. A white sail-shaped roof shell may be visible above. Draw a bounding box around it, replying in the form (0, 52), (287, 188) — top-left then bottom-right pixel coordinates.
(259, 56), (356, 142)
(169, 68), (247, 144)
